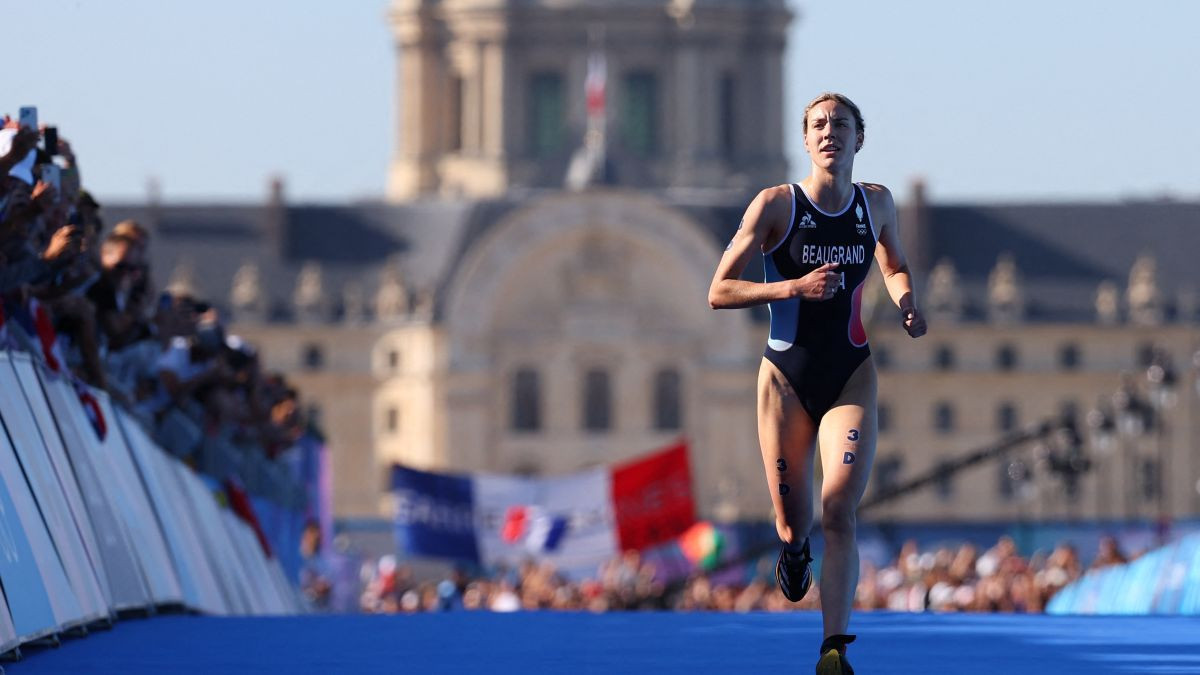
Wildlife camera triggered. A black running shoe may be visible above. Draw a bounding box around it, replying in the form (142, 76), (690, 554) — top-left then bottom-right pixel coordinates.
(775, 538), (813, 602)
(816, 634), (856, 675)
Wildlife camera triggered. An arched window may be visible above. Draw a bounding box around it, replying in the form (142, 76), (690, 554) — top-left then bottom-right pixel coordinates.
(583, 368), (612, 432)
(511, 368), (541, 432)
(654, 369), (682, 431)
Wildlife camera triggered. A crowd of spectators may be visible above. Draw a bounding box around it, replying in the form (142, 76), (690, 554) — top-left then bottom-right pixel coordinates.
(1, 109), (311, 479)
(338, 535), (1133, 615)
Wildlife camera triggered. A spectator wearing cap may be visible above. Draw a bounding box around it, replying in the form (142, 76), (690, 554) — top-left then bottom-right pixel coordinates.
(89, 231), (153, 350)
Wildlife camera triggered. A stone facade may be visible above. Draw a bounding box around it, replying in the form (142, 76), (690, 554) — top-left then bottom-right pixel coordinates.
(386, 0), (790, 199)
(100, 0), (1200, 526)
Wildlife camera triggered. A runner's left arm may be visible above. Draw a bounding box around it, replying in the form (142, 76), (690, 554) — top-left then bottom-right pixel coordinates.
(864, 183), (926, 338)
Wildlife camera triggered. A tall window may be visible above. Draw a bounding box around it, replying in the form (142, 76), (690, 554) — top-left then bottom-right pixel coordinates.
(934, 402), (956, 434)
(996, 401), (1018, 432)
(583, 368), (612, 432)
(1059, 400), (1079, 425)
(718, 74), (736, 159)
(448, 75), (465, 151)
(511, 368), (541, 432)
(1136, 342), (1156, 367)
(385, 406), (399, 434)
(934, 345), (955, 371)
(1059, 343), (1081, 371)
(873, 455), (904, 498)
(996, 344), (1018, 371)
(934, 459), (955, 501)
(528, 71), (566, 157)
(654, 369), (682, 431)
(387, 349), (400, 371)
(873, 345), (891, 370)
(621, 71), (658, 156)
(302, 343), (324, 371)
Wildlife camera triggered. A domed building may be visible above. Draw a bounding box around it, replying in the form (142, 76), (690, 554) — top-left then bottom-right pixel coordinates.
(103, 0), (1200, 530)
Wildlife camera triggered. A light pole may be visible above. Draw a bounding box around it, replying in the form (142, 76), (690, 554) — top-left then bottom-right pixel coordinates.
(1191, 349), (1200, 513)
(1086, 402), (1117, 519)
(1112, 374), (1150, 521)
(1144, 351), (1177, 538)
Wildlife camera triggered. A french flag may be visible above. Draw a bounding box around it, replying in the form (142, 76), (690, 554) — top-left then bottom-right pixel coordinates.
(392, 441), (695, 576)
(585, 50), (606, 118)
(501, 505), (570, 553)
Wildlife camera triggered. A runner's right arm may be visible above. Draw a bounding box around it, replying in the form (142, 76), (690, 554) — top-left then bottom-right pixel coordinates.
(708, 186), (840, 309)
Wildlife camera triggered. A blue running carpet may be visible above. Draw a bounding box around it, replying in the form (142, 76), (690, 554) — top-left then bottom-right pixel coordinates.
(11, 612), (1200, 674)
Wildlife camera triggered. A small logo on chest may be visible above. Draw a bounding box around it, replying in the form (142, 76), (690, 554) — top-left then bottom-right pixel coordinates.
(797, 212), (817, 229)
(855, 204), (867, 236)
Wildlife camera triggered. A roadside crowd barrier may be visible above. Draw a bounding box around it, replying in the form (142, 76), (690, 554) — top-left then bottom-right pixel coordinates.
(1047, 531), (1200, 615)
(0, 350), (304, 663)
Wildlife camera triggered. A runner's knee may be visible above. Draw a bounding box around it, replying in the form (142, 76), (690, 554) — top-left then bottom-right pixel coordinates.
(820, 494), (857, 538)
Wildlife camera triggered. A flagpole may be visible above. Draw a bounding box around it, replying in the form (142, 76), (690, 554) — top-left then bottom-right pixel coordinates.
(568, 24), (607, 190)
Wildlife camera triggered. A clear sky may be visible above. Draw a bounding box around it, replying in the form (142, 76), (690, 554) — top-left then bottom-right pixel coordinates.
(4, 0), (1197, 204)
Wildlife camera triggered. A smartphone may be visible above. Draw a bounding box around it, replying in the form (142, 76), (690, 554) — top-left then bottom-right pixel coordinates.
(43, 126), (58, 156)
(18, 106), (37, 131)
(40, 164), (62, 193)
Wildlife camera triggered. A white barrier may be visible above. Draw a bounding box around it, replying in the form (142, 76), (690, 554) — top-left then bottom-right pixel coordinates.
(115, 409), (229, 615)
(8, 355), (118, 611)
(0, 354), (108, 627)
(0, 348), (303, 659)
(0, 430), (58, 645)
(0, 595), (16, 656)
(44, 375), (184, 607)
(18, 360), (153, 612)
(0, 393), (85, 634)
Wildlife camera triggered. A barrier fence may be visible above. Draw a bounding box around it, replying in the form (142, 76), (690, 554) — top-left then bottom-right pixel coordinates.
(1047, 531), (1200, 615)
(0, 349), (304, 662)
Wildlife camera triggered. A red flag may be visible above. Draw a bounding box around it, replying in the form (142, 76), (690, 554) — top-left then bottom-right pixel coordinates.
(223, 478), (273, 558)
(610, 439), (695, 551)
(73, 382), (107, 441)
(30, 298), (64, 372)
